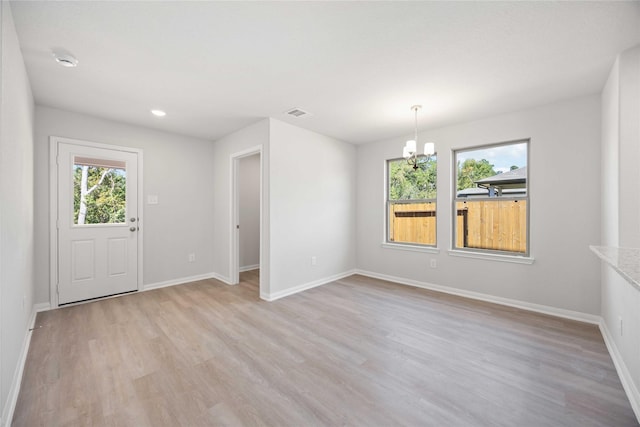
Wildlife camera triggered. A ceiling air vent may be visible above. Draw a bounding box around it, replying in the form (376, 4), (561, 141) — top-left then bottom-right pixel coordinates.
(285, 108), (310, 118)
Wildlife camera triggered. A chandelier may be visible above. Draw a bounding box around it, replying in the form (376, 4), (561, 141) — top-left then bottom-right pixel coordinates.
(402, 105), (435, 170)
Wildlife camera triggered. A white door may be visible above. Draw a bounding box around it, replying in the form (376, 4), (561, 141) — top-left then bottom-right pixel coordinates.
(57, 141), (139, 304)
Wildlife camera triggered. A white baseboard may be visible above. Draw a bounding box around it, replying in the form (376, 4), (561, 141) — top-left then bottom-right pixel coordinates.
(239, 264), (259, 273)
(212, 272), (232, 285)
(143, 272), (217, 291)
(261, 269), (356, 302)
(599, 319), (640, 422)
(34, 302), (51, 312)
(355, 269), (601, 325)
(1, 306), (39, 427)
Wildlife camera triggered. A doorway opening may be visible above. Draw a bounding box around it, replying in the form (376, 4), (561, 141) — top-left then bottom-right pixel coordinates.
(230, 146), (263, 295)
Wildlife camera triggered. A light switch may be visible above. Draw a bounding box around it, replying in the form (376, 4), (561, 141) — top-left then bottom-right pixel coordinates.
(147, 195), (159, 205)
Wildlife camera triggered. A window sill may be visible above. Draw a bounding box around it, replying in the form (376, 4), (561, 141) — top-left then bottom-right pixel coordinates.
(448, 250), (534, 264)
(381, 243), (440, 254)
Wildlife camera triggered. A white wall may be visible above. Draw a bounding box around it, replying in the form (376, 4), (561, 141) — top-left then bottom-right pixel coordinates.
(239, 154), (260, 270)
(269, 119), (356, 296)
(33, 106), (215, 302)
(211, 118), (356, 298)
(211, 119), (270, 287)
(357, 95), (601, 316)
(601, 58), (620, 248)
(617, 47), (640, 248)
(600, 45), (640, 418)
(0, 1), (35, 423)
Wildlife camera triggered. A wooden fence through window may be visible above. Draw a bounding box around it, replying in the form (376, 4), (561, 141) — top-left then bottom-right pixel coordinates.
(389, 202), (436, 245)
(389, 200), (527, 253)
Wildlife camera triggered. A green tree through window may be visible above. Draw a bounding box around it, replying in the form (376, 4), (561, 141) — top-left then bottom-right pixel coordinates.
(456, 158), (496, 191)
(73, 165), (126, 224)
(389, 156), (436, 200)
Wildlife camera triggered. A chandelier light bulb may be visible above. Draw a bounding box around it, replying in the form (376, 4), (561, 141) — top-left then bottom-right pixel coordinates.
(406, 140), (417, 154)
(424, 142), (435, 156)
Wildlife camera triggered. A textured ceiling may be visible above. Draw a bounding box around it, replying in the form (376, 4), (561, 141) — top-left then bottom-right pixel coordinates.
(10, 1), (640, 144)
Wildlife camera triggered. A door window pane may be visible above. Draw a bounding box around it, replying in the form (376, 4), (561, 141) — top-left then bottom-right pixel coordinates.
(73, 156), (126, 225)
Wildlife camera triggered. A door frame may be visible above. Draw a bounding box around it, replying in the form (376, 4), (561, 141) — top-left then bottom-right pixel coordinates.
(49, 136), (144, 308)
(230, 145), (263, 288)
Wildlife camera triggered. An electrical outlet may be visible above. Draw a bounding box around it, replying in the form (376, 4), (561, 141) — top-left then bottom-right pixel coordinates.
(311, 256), (317, 266)
(619, 316), (623, 336)
(430, 259), (437, 268)
(188, 253), (196, 263)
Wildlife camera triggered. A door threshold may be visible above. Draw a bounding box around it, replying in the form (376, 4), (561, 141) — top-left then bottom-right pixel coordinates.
(58, 289), (138, 308)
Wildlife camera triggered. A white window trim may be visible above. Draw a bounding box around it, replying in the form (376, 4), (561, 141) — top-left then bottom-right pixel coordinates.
(448, 249), (534, 264)
(382, 242), (440, 254)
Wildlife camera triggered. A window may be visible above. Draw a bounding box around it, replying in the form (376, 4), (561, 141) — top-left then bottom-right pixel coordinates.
(387, 155), (437, 246)
(453, 140), (529, 255)
(73, 156), (127, 225)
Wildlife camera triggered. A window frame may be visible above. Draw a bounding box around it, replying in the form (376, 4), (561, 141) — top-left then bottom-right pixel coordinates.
(451, 139), (530, 258)
(385, 154), (438, 249)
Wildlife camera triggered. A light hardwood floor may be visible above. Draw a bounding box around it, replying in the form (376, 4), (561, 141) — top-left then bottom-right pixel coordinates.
(13, 271), (639, 426)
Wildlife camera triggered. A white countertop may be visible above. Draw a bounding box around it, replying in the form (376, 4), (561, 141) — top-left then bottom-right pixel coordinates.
(590, 246), (640, 291)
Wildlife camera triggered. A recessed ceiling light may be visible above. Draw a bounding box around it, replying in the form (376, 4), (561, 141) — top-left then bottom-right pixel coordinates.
(151, 109), (166, 117)
(53, 53), (78, 68)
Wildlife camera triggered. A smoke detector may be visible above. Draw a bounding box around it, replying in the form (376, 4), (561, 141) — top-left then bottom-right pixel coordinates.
(53, 52), (78, 68)
(285, 107), (310, 118)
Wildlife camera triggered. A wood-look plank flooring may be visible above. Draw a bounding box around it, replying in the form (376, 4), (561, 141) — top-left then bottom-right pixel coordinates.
(13, 271), (638, 426)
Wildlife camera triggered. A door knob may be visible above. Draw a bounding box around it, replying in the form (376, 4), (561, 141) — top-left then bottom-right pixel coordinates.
(129, 227), (137, 232)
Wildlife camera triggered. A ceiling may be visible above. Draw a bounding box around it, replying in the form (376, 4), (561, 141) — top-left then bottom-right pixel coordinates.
(10, 1), (640, 144)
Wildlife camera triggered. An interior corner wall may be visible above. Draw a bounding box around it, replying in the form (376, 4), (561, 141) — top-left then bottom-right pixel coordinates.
(239, 154), (260, 270)
(357, 94), (601, 316)
(211, 119), (270, 287)
(33, 106), (216, 302)
(600, 44), (640, 419)
(268, 119), (356, 296)
(0, 1), (35, 423)
(618, 46), (640, 248)
(601, 57), (620, 248)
